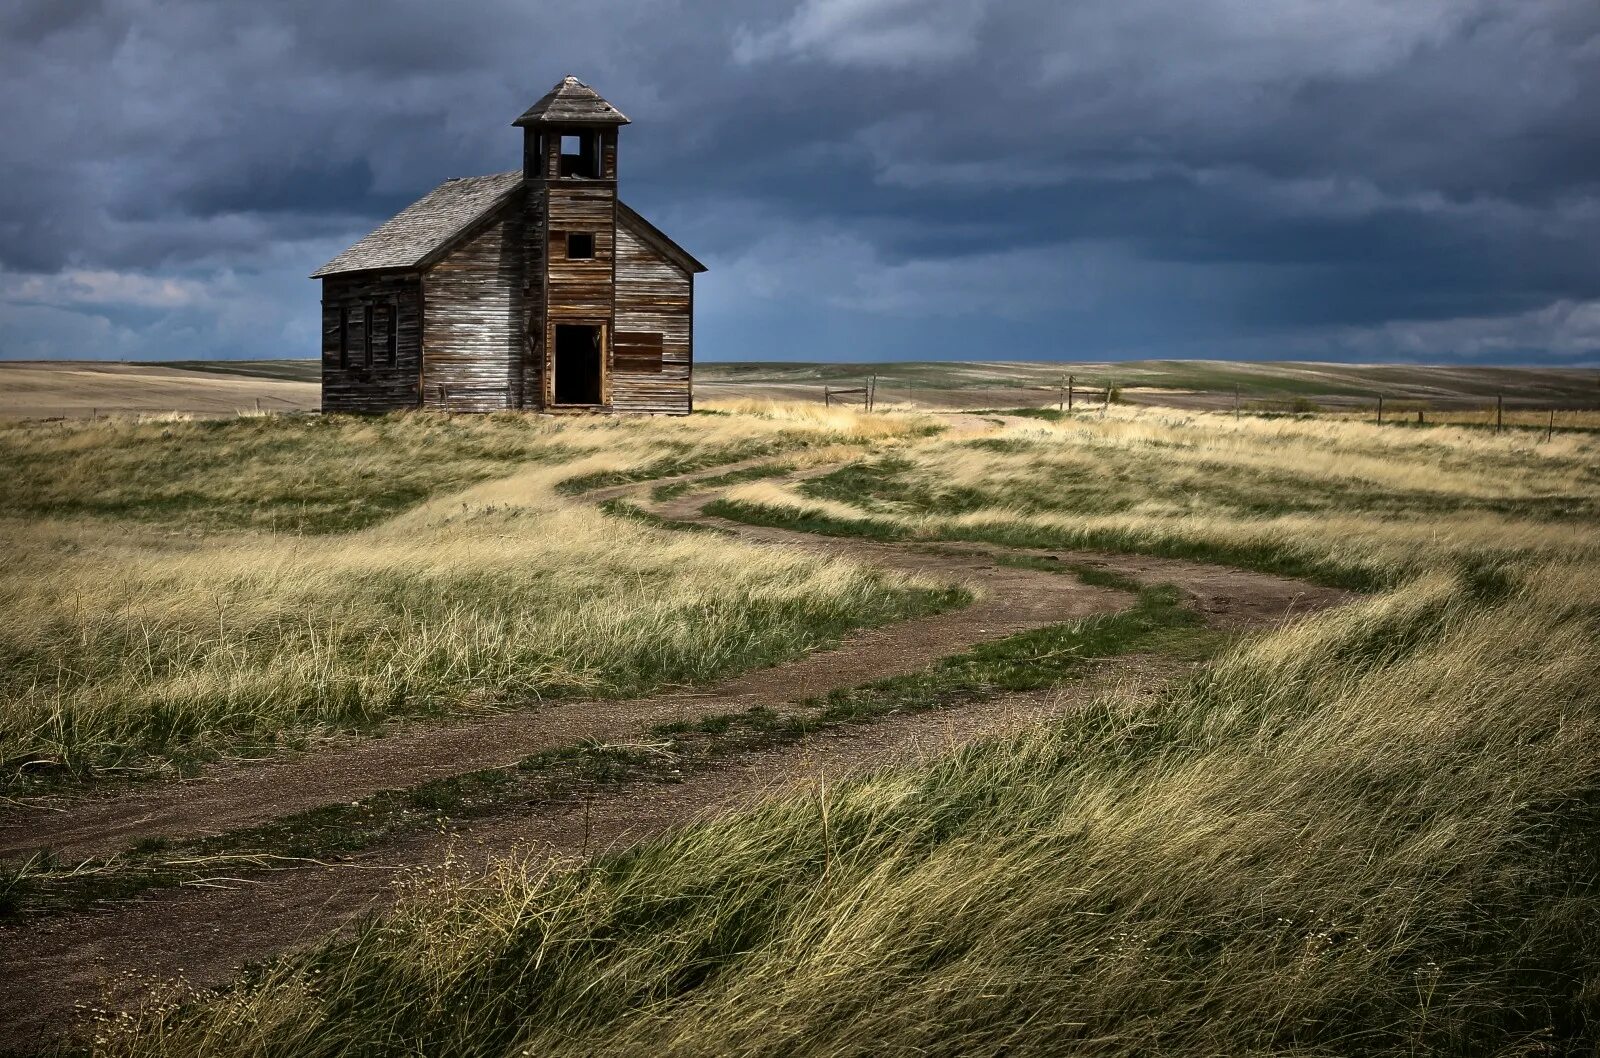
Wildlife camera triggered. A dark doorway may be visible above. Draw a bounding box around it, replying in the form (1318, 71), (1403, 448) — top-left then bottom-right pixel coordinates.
(553, 323), (603, 405)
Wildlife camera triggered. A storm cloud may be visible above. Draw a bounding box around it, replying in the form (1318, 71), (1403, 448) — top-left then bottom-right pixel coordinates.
(1, 0), (1597, 363)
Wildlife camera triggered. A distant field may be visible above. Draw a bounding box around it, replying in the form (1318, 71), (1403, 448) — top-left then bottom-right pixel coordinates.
(697, 359), (1600, 411)
(2, 359), (1595, 421)
(0, 361), (317, 419)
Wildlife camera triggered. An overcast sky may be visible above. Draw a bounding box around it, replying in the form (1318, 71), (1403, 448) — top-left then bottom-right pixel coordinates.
(2, 0), (1597, 364)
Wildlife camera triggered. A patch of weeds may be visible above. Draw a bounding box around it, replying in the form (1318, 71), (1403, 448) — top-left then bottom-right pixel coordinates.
(651, 462), (793, 502)
(702, 498), (912, 542)
(556, 442), (799, 496)
(992, 553), (1144, 592)
(597, 498), (731, 535)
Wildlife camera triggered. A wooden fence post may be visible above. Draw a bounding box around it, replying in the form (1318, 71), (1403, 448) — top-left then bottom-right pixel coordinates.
(1377, 395), (1384, 424)
(1417, 409), (1423, 425)
(824, 386), (831, 408)
(1068, 374), (1075, 411)
(1234, 385), (1240, 421)
(1496, 393), (1503, 434)
(1057, 375), (1065, 412)
(1546, 409), (1555, 442)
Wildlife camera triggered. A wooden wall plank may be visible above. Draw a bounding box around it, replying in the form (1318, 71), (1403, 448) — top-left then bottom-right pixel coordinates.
(420, 198), (525, 412)
(613, 222), (692, 414)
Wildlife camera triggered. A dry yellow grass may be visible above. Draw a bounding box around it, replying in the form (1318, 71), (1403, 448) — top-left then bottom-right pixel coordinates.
(716, 405), (1600, 588)
(95, 559), (1600, 1057)
(0, 404), (952, 781)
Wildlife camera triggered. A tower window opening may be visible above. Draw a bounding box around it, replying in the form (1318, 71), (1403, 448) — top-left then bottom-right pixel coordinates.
(566, 232), (595, 259)
(558, 130), (600, 178)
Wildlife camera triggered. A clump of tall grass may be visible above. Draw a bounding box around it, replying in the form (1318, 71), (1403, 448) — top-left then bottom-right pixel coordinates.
(93, 561), (1600, 1057)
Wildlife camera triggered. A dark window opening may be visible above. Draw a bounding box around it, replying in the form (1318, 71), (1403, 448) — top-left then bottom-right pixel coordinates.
(553, 323), (603, 405)
(337, 306), (349, 368)
(363, 304), (374, 368)
(558, 130), (600, 178)
(385, 304), (398, 365)
(614, 331), (664, 374)
(566, 231), (595, 259)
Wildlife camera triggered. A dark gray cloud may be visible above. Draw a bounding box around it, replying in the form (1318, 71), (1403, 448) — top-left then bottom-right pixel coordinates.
(1, 0), (1597, 363)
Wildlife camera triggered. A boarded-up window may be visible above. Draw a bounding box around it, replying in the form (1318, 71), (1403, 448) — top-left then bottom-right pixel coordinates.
(385, 303), (398, 365)
(363, 304), (374, 367)
(615, 332), (664, 373)
(337, 306), (349, 368)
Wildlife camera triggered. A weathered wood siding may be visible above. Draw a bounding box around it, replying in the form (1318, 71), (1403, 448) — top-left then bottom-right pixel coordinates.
(613, 222), (692, 415)
(320, 273), (422, 414)
(420, 201), (525, 412)
(542, 183), (617, 406)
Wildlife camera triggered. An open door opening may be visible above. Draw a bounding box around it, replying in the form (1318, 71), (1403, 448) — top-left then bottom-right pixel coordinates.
(553, 323), (603, 406)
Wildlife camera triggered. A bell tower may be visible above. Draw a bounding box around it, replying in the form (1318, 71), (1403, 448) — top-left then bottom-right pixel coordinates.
(514, 76), (630, 409)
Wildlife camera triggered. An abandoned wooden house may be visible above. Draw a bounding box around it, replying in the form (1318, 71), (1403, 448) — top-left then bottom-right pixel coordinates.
(311, 76), (706, 415)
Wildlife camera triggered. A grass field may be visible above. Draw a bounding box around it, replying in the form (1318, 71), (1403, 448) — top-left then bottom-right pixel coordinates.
(0, 404), (954, 784)
(52, 401), (1599, 1057)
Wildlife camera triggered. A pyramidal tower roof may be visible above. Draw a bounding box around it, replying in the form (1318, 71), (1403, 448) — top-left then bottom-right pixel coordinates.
(513, 76), (630, 127)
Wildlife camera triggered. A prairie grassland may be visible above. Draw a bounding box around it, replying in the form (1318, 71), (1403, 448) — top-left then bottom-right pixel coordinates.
(0, 403), (930, 533)
(716, 406), (1600, 588)
(97, 567), (1600, 1057)
(0, 406), (953, 783)
(91, 404), (1600, 1056)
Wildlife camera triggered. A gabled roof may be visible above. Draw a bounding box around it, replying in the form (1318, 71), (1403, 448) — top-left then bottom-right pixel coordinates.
(312, 174), (707, 280)
(618, 201), (708, 274)
(513, 76), (629, 127)
(310, 171), (523, 277)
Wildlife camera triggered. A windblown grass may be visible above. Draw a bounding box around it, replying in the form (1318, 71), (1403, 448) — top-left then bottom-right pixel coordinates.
(93, 562), (1600, 1057)
(0, 406), (953, 784)
(710, 406), (1600, 589)
(0, 405), (941, 533)
(26, 401), (1600, 1056)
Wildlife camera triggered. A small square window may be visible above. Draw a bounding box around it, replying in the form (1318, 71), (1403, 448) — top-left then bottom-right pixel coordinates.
(566, 232), (595, 259)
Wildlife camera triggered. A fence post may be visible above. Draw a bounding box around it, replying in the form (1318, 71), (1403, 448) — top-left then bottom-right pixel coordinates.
(1377, 395), (1384, 424)
(1058, 375), (1065, 412)
(1546, 409), (1555, 442)
(1417, 409), (1423, 425)
(1068, 374), (1075, 411)
(824, 386), (831, 408)
(1496, 393), (1503, 434)
(1234, 385), (1240, 421)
